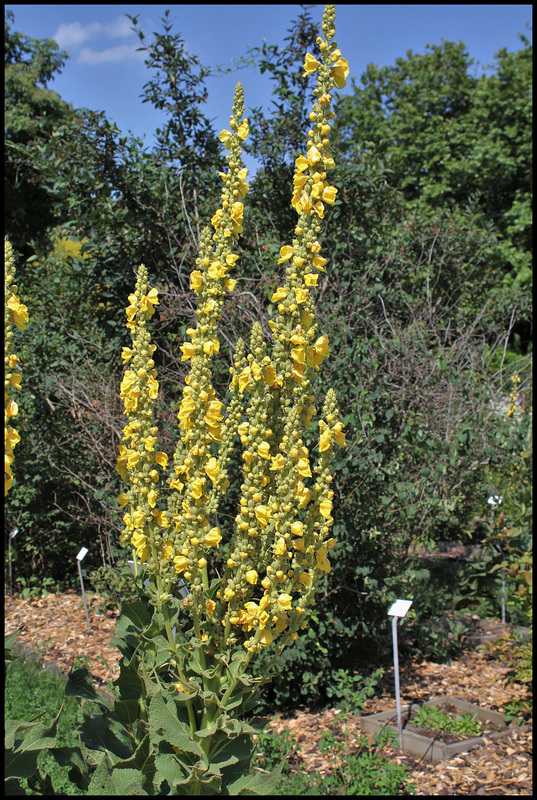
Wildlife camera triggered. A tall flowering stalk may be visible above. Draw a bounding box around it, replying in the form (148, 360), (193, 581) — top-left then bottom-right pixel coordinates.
(5, 237), (29, 495)
(62, 5), (348, 794)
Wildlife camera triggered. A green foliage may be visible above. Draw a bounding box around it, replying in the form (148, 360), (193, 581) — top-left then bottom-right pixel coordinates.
(317, 728), (415, 795)
(88, 559), (139, 613)
(51, 595), (283, 795)
(252, 716), (414, 796)
(4, 643), (93, 795)
(336, 36), (532, 348)
(4, 10), (72, 259)
(252, 726), (299, 776)
(488, 629), (533, 723)
(413, 704), (482, 737)
(324, 668), (384, 714)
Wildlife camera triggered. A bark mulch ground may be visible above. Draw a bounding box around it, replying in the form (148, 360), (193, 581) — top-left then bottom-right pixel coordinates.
(5, 590), (532, 795)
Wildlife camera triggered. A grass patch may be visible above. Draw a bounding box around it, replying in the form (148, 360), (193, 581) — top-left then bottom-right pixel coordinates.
(5, 651), (93, 795)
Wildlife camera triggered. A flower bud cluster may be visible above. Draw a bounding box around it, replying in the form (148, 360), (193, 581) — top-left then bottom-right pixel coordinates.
(5, 238), (29, 495)
(116, 264), (171, 572)
(214, 5), (347, 653)
(164, 83), (250, 605)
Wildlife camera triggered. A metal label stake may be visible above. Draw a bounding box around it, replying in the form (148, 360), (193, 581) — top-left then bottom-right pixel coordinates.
(76, 547), (91, 633)
(488, 495), (505, 623)
(388, 599), (413, 748)
(8, 527), (19, 598)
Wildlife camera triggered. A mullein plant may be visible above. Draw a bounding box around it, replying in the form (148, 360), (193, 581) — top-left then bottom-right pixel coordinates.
(5, 237), (29, 495)
(62, 5), (347, 795)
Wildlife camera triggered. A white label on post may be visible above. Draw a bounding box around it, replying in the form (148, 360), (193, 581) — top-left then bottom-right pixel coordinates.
(76, 547), (89, 561)
(388, 599), (413, 618)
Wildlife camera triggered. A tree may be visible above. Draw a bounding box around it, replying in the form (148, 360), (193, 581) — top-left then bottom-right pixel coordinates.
(4, 10), (72, 259)
(336, 37), (532, 349)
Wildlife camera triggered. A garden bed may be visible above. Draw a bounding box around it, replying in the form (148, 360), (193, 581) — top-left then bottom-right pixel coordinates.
(361, 695), (528, 763)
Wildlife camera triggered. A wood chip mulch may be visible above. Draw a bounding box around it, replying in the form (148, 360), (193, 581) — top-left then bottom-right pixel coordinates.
(4, 591), (532, 795)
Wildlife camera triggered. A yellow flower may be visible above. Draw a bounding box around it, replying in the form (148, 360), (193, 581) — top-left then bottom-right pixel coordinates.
(270, 454), (286, 471)
(255, 505), (271, 527)
(238, 367), (253, 393)
(295, 155), (309, 173)
(258, 441), (271, 459)
(290, 521), (304, 537)
(154, 451), (168, 468)
(307, 145), (322, 167)
(316, 544), (331, 573)
(190, 270), (203, 292)
(263, 364), (276, 385)
(219, 128), (233, 147)
(7, 295), (29, 330)
(205, 457), (220, 483)
(314, 335), (330, 361)
(331, 57), (350, 88)
(303, 52), (320, 76)
(274, 538), (287, 556)
(245, 569), (258, 585)
(277, 593), (293, 611)
(156, 511), (170, 528)
(319, 499), (333, 520)
(296, 457), (312, 478)
(312, 255), (327, 271)
(278, 245), (294, 264)
(322, 185), (338, 204)
(161, 540), (174, 559)
(319, 426), (331, 452)
(304, 273), (318, 287)
(205, 527), (222, 548)
(237, 119), (249, 140)
(271, 287), (288, 303)
(291, 346), (306, 364)
(180, 342), (196, 361)
(259, 629), (274, 647)
(332, 421), (346, 447)
(203, 338), (220, 355)
(174, 555), (189, 574)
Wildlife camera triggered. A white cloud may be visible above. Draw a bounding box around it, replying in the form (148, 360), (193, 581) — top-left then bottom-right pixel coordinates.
(52, 16), (134, 49)
(78, 44), (143, 65)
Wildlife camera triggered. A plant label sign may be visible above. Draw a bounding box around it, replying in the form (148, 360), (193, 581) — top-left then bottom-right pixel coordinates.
(76, 547), (89, 561)
(388, 599), (412, 618)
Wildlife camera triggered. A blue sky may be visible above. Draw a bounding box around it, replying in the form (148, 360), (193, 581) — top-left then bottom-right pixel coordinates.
(6, 4), (533, 174)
